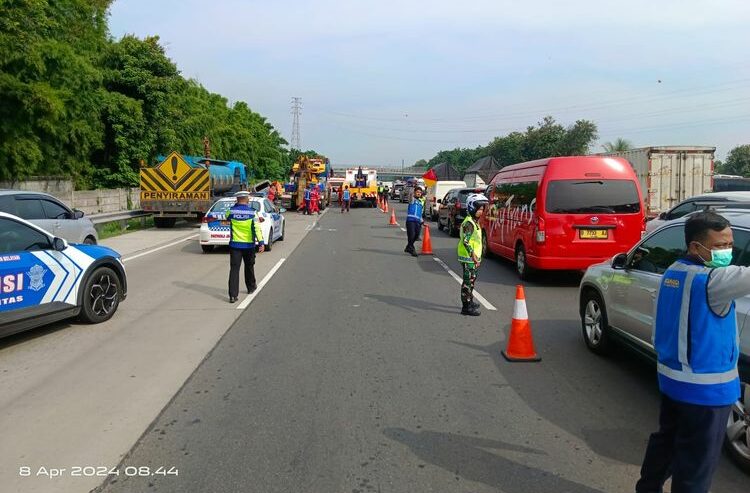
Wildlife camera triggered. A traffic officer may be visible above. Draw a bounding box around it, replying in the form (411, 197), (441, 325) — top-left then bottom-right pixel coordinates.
(457, 193), (488, 316)
(637, 211), (747, 493)
(404, 186), (425, 257)
(303, 183), (312, 215)
(382, 184), (390, 208)
(225, 191), (264, 303)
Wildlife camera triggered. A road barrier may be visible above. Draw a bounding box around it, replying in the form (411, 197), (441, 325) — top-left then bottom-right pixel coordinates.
(389, 209), (398, 226)
(421, 224), (433, 255)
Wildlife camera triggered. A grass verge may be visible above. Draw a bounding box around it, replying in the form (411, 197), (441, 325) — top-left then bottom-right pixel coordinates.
(98, 216), (155, 240)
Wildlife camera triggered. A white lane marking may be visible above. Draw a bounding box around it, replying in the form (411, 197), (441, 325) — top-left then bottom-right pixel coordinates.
(237, 258), (286, 310)
(432, 257), (497, 311)
(123, 234), (199, 262)
(399, 227), (406, 232)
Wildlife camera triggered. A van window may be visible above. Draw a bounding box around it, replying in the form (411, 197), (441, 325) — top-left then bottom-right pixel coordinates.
(493, 181), (539, 208)
(546, 180), (640, 214)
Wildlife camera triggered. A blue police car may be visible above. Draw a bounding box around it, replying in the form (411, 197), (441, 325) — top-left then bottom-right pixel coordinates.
(0, 212), (127, 338)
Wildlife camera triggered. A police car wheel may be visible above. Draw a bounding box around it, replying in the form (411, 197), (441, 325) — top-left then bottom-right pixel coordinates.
(265, 229), (273, 252)
(201, 245), (214, 253)
(580, 290), (611, 355)
(278, 222), (285, 241)
(79, 267), (121, 324)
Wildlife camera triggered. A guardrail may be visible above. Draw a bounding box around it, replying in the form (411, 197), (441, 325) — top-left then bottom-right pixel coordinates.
(90, 210), (149, 225)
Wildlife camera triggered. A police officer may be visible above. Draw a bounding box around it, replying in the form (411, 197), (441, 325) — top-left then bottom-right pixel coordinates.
(303, 183), (312, 215)
(637, 211), (747, 493)
(404, 186), (425, 257)
(225, 191), (264, 303)
(457, 193), (488, 316)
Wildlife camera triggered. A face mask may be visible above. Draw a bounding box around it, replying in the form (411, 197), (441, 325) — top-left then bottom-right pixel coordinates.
(697, 243), (733, 268)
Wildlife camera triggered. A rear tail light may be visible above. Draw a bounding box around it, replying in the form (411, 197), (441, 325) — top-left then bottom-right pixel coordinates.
(535, 216), (546, 244)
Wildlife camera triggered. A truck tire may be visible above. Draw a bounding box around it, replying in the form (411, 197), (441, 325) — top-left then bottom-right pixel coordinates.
(154, 217), (176, 228)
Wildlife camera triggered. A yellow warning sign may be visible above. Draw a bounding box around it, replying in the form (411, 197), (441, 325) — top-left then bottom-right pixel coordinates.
(139, 151), (211, 201)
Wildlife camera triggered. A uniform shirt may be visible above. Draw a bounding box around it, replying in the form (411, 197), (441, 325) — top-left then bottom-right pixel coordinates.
(225, 203), (264, 249)
(342, 189), (351, 200)
(406, 197), (425, 223)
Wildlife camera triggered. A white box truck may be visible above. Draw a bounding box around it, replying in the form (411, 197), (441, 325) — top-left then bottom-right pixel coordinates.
(600, 146), (715, 217)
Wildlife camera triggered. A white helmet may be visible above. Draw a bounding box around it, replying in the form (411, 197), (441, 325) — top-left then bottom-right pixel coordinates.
(466, 193), (489, 214)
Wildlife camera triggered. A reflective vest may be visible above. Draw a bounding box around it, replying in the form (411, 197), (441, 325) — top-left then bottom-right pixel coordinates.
(342, 189), (350, 200)
(654, 259), (740, 406)
(406, 197), (425, 223)
(226, 204), (264, 249)
(457, 215), (482, 264)
(304, 188), (311, 200)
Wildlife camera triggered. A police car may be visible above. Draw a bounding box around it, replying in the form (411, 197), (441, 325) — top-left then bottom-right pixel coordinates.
(0, 212), (127, 338)
(199, 197), (285, 253)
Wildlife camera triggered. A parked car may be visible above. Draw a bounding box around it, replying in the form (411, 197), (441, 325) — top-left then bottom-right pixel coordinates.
(0, 212), (127, 338)
(199, 197), (285, 253)
(0, 190), (98, 245)
(646, 191), (750, 233)
(437, 187), (481, 237)
(425, 180), (466, 221)
(578, 210), (749, 471)
(482, 156), (646, 279)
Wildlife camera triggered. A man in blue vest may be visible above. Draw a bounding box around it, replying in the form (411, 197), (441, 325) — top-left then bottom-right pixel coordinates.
(225, 191), (264, 303)
(341, 185), (351, 213)
(637, 211), (745, 493)
(404, 186), (425, 257)
(303, 184), (312, 215)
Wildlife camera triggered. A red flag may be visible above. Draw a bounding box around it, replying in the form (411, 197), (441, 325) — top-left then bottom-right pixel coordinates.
(422, 168), (438, 187)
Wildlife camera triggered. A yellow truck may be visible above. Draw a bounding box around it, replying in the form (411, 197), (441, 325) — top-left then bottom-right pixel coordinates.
(344, 166), (378, 208)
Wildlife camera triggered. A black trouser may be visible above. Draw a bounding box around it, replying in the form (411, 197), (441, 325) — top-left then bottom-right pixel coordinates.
(228, 247), (256, 298)
(636, 393), (732, 493)
(405, 221), (420, 253)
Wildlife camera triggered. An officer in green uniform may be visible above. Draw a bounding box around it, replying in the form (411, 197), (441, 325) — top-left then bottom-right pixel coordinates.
(225, 191), (264, 303)
(457, 193), (489, 316)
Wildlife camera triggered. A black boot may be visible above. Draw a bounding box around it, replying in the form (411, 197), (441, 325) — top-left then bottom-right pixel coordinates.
(470, 300), (480, 309)
(461, 301), (480, 316)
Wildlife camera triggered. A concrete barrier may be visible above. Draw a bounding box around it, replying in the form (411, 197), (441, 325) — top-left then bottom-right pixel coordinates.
(0, 178), (140, 214)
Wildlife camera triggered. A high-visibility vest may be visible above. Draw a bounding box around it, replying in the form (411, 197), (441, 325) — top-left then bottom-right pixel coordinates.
(654, 259), (740, 406)
(406, 197), (425, 223)
(226, 204), (263, 249)
(457, 215), (482, 264)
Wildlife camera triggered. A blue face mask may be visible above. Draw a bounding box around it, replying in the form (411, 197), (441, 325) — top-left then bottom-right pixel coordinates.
(697, 243), (733, 268)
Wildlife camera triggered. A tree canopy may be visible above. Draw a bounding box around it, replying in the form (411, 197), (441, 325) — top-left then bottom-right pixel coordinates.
(715, 145), (750, 176)
(426, 116), (598, 174)
(0, 0), (291, 188)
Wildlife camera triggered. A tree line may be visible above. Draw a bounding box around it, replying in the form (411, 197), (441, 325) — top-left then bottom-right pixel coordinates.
(0, 0), (291, 189)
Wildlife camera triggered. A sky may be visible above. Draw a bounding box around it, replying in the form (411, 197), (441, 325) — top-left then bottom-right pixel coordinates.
(108, 0), (750, 166)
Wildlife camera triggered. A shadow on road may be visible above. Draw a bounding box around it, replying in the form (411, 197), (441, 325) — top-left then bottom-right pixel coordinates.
(383, 427), (605, 493)
(355, 247), (411, 257)
(173, 280), (227, 301)
(448, 326), (656, 467)
(365, 293), (459, 315)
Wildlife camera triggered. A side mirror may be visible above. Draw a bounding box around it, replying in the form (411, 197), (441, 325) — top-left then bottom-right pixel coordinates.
(658, 212), (666, 220)
(437, 199), (442, 204)
(612, 253), (628, 269)
(73, 209), (85, 219)
(53, 237), (67, 251)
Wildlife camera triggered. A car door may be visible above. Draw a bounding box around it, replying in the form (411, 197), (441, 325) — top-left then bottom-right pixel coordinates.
(41, 197), (78, 242)
(265, 199), (281, 240)
(0, 217), (77, 325)
(607, 225), (687, 343)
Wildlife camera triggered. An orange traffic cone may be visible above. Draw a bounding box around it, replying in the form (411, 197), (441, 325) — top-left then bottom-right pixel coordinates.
(383, 200), (389, 213)
(420, 223), (433, 254)
(389, 209), (398, 226)
(501, 285), (541, 362)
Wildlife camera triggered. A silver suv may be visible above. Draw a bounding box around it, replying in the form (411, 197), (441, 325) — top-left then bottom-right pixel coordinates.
(0, 190), (98, 244)
(579, 209), (749, 472)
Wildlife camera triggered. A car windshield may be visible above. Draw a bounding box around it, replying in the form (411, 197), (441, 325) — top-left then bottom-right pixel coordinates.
(546, 180), (641, 214)
(209, 200), (260, 214)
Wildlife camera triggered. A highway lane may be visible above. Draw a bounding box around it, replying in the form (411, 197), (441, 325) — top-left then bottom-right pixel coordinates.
(99, 203), (749, 493)
(0, 211), (324, 493)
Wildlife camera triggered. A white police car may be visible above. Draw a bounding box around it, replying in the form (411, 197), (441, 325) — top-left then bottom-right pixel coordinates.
(0, 212), (127, 338)
(199, 197), (285, 253)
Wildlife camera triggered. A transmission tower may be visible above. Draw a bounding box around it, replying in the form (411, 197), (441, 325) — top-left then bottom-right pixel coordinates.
(290, 97), (302, 150)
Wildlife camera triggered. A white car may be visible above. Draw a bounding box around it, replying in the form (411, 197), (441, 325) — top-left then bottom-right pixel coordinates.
(199, 197), (285, 253)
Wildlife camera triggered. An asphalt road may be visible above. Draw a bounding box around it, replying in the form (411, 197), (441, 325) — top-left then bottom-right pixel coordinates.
(94, 203), (748, 493)
(0, 211), (320, 493)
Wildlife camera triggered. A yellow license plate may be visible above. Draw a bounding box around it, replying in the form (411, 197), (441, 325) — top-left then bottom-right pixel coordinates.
(579, 229), (608, 239)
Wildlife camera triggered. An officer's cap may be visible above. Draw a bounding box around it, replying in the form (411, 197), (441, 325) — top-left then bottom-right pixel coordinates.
(234, 191), (250, 198)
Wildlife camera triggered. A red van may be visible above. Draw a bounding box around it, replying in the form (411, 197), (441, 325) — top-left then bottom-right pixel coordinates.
(481, 156), (645, 278)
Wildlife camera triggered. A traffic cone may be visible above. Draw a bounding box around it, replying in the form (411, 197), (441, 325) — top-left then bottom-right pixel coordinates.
(420, 223), (433, 254)
(501, 285), (541, 362)
(389, 209), (398, 226)
(383, 200), (389, 213)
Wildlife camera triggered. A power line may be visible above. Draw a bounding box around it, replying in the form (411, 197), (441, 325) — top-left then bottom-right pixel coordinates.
(290, 97), (302, 150)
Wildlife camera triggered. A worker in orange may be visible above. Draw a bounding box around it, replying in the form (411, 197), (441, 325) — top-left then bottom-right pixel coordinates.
(310, 184), (320, 215)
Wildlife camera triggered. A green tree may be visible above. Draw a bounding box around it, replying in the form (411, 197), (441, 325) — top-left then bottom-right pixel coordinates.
(413, 159), (428, 168)
(602, 137), (632, 153)
(715, 145), (750, 176)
